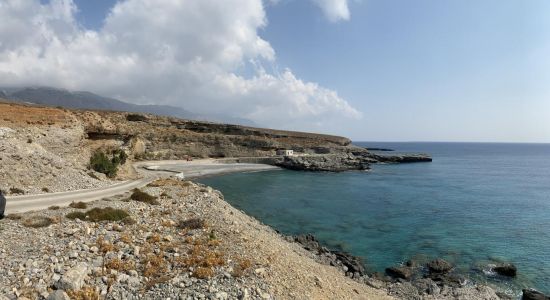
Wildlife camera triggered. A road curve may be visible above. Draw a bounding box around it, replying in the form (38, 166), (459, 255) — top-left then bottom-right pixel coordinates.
(5, 160), (278, 214)
(5, 176), (155, 214)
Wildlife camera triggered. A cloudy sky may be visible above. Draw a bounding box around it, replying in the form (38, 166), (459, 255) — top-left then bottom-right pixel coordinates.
(0, 0), (549, 142)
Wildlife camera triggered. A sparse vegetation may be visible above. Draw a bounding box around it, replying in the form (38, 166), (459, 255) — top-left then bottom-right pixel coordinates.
(232, 258), (253, 277)
(178, 218), (206, 230)
(66, 207), (129, 222)
(48, 205), (60, 210)
(22, 216), (54, 228)
(6, 214), (22, 220)
(9, 187), (24, 195)
(89, 148), (127, 178)
(69, 201), (88, 209)
(66, 286), (101, 300)
(130, 189), (159, 205)
(126, 113), (147, 122)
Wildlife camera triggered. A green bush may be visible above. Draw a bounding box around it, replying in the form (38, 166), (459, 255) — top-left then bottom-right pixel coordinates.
(130, 189), (159, 205)
(66, 207), (129, 222)
(89, 149), (128, 178)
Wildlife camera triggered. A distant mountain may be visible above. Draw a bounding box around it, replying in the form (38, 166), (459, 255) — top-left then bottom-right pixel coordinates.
(0, 86), (256, 126)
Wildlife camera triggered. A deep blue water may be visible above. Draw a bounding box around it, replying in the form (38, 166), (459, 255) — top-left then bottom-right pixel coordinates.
(198, 143), (550, 295)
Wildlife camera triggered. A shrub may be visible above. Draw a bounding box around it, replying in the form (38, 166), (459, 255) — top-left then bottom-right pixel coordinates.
(69, 201), (88, 209)
(178, 218), (206, 230)
(48, 206), (60, 210)
(42, 187), (50, 193)
(67, 287), (100, 300)
(6, 214), (22, 220)
(89, 151), (118, 178)
(130, 189), (159, 205)
(126, 114), (147, 122)
(9, 187), (24, 195)
(66, 207), (129, 222)
(22, 216), (53, 228)
(66, 211), (87, 220)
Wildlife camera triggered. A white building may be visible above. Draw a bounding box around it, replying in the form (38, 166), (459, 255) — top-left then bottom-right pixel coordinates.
(276, 149), (294, 156)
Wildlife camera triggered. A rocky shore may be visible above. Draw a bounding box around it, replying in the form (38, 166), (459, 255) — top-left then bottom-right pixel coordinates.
(0, 179), (391, 300)
(274, 152), (432, 172)
(291, 234), (550, 300)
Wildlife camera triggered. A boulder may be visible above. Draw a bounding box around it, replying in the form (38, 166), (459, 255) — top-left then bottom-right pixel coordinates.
(54, 262), (89, 290)
(522, 289), (550, 300)
(493, 263), (517, 277)
(385, 266), (413, 280)
(294, 234), (322, 253)
(333, 251), (366, 275)
(427, 259), (453, 274)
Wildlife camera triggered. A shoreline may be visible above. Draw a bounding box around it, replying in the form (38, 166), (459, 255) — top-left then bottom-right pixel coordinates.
(0, 177), (392, 299)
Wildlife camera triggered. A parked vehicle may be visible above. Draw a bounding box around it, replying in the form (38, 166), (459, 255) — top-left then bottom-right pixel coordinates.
(0, 190), (6, 219)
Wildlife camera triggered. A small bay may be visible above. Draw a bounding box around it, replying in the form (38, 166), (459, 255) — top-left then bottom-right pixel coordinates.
(199, 142), (550, 295)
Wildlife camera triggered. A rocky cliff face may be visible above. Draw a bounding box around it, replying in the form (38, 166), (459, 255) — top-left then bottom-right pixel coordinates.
(0, 101), (364, 192)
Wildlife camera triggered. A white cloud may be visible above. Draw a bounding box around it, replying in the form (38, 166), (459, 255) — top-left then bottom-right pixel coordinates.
(0, 0), (360, 130)
(311, 0), (350, 22)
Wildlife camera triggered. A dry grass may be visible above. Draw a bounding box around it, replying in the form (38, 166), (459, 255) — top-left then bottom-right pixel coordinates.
(232, 257), (253, 277)
(67, 287), (100, 300)
(6, 214), (22, 220)
(22, 216), (54, 228)
(177, 243), (226, 279)
(147, 233), (161, 243)
(96, 236), (118, 254)
(120, 232), (133, 244)
(105, 258), (135, 272)
(69, 201), (88, 209)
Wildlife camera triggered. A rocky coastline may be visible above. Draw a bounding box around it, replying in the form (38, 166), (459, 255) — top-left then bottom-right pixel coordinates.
(0, 179), (392, 300)
(291, 234), (549, 300)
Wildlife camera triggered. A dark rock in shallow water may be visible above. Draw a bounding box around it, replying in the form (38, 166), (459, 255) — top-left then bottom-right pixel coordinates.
(493, 263), (517, 277)
(333, 251), (366, 275)
(293, 233), (366, 276)
(385, 266), (413, 280)
(522, 289), (550, 300)
(294, 234), (324, 253)
(427, 258), (453, 274)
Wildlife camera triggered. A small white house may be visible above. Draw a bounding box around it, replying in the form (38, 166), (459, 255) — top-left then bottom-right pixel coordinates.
(276, 149), (294, 156)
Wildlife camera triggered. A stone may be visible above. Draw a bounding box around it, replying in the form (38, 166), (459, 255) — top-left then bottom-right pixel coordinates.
(427, 259), (453, 274)
(54, 262), (89, 290)
(385, 266), (413, 280)
(522, 289), (550, 300)
(494, 263), (517, 277)
(46, 290), (70, 300)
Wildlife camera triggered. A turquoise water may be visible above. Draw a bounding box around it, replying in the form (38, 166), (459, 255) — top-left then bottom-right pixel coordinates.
(198, 143), (550, 294)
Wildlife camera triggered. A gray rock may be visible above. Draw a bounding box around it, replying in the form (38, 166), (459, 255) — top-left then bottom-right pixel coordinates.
(385, 266), (413, 280)
(522, 289), (550, 300)
(46, 290), (70, 300)
(54, 262), (89, 290)
(427, 258), (453, 274)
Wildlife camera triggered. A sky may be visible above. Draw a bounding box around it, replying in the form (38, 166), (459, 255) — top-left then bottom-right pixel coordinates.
(1, 0), (549, 142)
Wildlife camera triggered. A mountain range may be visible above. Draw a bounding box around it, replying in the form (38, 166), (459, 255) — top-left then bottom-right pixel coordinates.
(0, 86), (256, 126)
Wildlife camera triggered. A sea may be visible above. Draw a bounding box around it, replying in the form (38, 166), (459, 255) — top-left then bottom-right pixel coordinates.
(198, 142), (550, 295)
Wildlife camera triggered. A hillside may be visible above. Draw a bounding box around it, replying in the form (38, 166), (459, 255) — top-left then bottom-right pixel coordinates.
(0, 100), (358, 194)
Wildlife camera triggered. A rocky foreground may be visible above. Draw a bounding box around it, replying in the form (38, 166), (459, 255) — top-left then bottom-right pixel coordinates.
(0, 179), (391, 300)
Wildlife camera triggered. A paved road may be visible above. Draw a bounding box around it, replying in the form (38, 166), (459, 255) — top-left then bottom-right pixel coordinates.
(5, 160), (278, 214)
